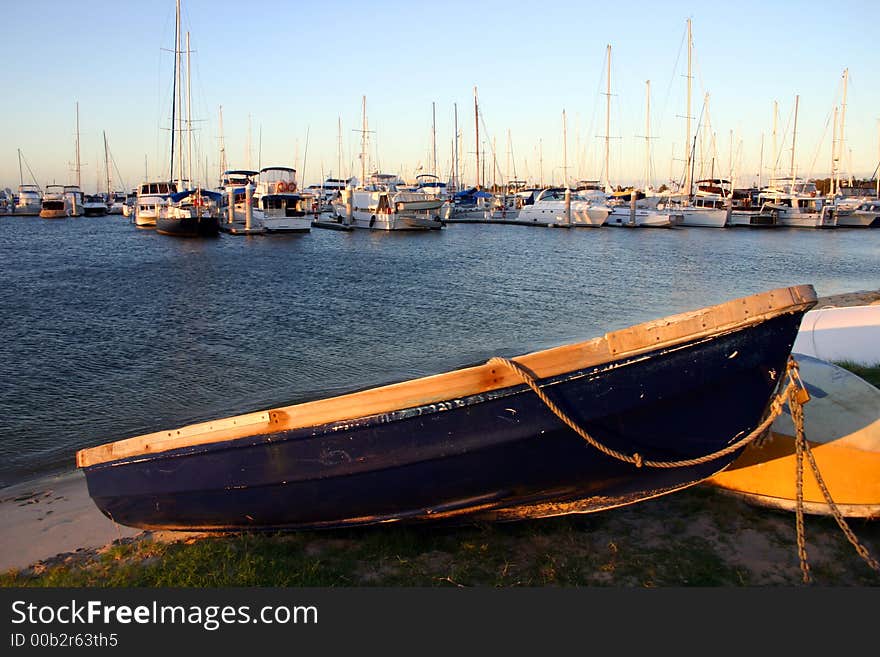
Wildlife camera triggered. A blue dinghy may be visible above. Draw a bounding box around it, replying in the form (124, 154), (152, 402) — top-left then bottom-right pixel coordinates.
(76, 285), (817, 530)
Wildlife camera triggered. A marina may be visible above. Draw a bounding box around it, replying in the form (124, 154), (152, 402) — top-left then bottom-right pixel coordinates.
(1, 214), (878, 491)
(1, 2), (880, 600)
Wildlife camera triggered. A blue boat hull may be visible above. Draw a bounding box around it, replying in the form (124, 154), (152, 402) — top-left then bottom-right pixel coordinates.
(82, 311), (804, 530)
(156, 215), (220, 237)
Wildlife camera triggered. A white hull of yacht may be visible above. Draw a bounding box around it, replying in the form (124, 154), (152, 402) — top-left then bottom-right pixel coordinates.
(778, 213), (836, 228)
(678, 208), (728, 227)
(836, 211), (880, 228)
(14, 200), (42, 215)
(607, 207), (676, 228)
(351, 210), (442, 231)
(262, 216), (312, 233)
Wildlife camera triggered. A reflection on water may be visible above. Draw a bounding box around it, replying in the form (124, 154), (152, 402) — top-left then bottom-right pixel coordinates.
(0, 215), (877, 486)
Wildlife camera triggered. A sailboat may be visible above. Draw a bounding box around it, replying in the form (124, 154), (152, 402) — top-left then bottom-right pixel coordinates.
(334, 96), (445, 231)
(14, 149), (43, 215)
(156, 4), (220, 237)
(757, 95), (836, 229)
(600, 45), (677, 228)
(664, 20), (729, 228)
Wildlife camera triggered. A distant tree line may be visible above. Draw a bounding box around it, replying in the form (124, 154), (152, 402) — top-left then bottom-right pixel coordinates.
(812, 178), (877, 195)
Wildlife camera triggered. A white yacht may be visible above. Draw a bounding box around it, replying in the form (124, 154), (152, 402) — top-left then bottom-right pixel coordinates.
(63, 185), (84, 216)
(39, 184), (70, 218)
(14, 184), (42, 215)
(606, 190), (679, 228)
(504, 187), (611, 227)
(757, 178), (836, 228)
(333, 173), (444, 230)
(837, 199), (880, 228)
(83, 194), (108, 216)
(108, 192), (126, 215)
(253, 166), (312, 233)
(134, 180), (178, 228)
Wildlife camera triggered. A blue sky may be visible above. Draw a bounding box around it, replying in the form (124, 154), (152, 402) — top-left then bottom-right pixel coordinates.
(2, 0), (877, 192)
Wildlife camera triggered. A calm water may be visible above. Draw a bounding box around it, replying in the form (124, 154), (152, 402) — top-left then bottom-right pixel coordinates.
(0, 215), (877, 487)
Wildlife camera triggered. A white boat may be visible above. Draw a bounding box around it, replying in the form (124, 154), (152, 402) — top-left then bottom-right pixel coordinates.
(606, 205), (677, 228)
(134, 180), (178, 228)
(334, 173), (444, 231)
(606, 192), (679, 228)
(708, 353), (880, 518)
(39, 184), (71, 218)
(14, 184), (42, 215)
(414, 173), (448, 199)
(757, 178), (836, 228)
(121, 190), (136, 218)
(792, 304), (880, 366)
(108, 192), (126, 215)
(498, 187), (610, 227)
(63, 185), (84, 216)
(253, 166), (312, 233)
(662, 181), (731, 228)
(836, 198), (880, 228)
(83, 194), (108, 216)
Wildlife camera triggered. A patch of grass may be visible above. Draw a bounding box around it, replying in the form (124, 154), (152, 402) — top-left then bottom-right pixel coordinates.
(834, 361), (880, 388)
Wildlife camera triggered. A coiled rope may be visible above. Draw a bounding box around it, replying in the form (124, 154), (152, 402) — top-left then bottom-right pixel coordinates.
(487, 353), (880, 582)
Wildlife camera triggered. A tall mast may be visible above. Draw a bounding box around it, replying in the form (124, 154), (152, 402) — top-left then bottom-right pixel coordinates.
(218, 105), (227, 179)
(758, 132), (764, 189)
(103, 131), (111, 197)
(507, 128), (513, 186)
(604, 44), (611, 192)
(830, 105), (838, 195)
(361, 95), (367, 185)
(539, 138), (543, 188)
(186, 31), (193, 187)
(431, 101), (437, 175)
(561, 110), (567, 188)
(790, 94), (799, 182)
(684, 18), (692, 199)
(771, 100), (778, 183)
(453, 103), (459, 192)
(170, 0), (180, 185)
(837, 68), (848, 192)
(75, 101), (81, 188)
(474, 86), (484, 187)
(474, 86), (480, 188)
(337, 116), (343, 181)
(644, 80), (651, 190)
(18, 148), (23, 186)
(176, 2), (184, 189)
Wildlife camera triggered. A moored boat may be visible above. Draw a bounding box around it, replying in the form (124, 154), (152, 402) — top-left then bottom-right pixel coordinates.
(14, 184), (43, 215)
(39, 184), (70, 218)
(334, 173), (445, 230)
(156, 188), (222, 237)
(134, 180), (178, 228)
(707, 353), (880, 518)
(83, 194), (108, 216)
(253, 166), (312, 233)
(76, 284), (816, 531)
(837, 198), (880, 228)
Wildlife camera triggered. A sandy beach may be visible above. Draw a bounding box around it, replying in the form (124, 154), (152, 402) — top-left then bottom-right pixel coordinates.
(1, 288), (878, 577)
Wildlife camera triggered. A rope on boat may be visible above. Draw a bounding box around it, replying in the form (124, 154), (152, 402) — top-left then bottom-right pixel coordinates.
(486, 355), (797, 469)
(489, 354), (880, 583)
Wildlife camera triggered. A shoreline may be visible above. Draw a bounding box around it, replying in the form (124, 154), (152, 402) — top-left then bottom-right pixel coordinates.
(2, 288), (879, 576)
